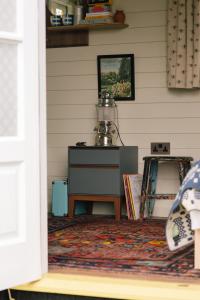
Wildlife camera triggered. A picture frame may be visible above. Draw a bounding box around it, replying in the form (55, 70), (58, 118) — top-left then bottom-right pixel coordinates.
(97, 54), (135, 101)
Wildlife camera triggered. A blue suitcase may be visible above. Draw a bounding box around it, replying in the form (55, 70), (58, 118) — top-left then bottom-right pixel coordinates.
(52, 180), (68, 216)
(52, 180), (88, 216)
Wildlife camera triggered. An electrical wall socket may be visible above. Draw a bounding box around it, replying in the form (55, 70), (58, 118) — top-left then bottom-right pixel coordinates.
(151, 142), (170, 155)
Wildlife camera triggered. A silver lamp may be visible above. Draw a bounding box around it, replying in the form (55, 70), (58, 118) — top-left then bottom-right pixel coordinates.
(94, 92), (117, 147)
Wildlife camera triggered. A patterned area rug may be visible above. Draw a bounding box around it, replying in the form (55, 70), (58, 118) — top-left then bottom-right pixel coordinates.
(48, 214), (103, 233)
(48, 216), (76, 233)
(48, 216), (200, 280)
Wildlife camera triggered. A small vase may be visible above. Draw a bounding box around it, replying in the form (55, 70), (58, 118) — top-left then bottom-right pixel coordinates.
(113, 10), (126, 24)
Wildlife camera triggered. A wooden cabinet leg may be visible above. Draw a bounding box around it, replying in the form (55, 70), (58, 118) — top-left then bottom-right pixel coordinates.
(114, 198), (121, 221)
(68, 195), (75, 218)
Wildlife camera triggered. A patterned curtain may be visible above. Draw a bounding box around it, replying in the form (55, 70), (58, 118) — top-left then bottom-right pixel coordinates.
(167, 0), (200, 88)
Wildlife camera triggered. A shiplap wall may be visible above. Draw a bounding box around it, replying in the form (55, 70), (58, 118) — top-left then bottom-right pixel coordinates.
(47, 0), (200, 216)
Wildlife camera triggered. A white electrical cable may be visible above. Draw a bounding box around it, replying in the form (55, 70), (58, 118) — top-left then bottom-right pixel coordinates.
(114, 103), (125, 146)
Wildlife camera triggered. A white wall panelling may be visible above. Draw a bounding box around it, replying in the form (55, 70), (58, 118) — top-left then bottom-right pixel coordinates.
(47, 0), (200, 214)
(47, 42), (166, 62)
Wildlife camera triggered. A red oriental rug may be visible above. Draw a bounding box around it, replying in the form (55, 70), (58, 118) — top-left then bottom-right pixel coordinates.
(48, 216), (200, 280)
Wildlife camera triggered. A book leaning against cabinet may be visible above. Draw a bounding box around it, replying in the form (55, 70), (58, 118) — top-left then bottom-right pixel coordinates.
(123, 174), (143, 220)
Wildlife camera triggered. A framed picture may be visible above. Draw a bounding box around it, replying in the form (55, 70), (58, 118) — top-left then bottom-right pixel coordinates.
(97, 54), (135, 101)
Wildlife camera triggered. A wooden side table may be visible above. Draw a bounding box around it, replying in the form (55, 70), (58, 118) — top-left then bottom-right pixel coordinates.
(140, 156), (193, 219)
(68, 146), (138, 221)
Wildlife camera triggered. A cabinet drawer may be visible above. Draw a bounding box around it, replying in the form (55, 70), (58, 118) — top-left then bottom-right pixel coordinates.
(69, 168), (120, 195)
(69, 149), (119, 165)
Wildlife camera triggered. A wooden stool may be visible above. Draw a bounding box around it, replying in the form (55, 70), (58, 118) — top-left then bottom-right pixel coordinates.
(140, 156), (193, 219)
(68, 194), (121, 221)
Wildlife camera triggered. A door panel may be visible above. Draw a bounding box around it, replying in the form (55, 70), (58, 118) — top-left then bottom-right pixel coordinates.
(0, 0), (44, 290)
(0, 163), (20, 238)
(0, 0), (16, 32)
(0, 43), (17, 136)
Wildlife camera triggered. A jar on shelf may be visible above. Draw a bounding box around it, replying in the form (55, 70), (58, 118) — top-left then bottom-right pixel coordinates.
(113, 10), (126, 24)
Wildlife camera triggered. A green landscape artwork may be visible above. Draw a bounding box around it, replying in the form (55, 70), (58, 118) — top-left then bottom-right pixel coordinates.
(97, 54), (134, 100)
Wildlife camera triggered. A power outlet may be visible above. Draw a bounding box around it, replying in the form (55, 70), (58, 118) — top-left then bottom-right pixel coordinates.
(151, 142), (170, 155)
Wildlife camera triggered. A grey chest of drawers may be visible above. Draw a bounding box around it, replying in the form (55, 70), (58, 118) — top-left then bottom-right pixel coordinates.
(68, 146), (138, 220)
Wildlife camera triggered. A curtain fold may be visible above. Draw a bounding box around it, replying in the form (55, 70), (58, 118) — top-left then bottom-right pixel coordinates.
(167, 0), (200, 88)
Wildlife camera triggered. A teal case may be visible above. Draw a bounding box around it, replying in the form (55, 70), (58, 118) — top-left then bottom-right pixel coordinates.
(52, 180), (87, 216)
(52, 180), (68, 217)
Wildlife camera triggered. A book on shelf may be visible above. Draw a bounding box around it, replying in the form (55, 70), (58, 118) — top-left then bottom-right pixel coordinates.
(80, 17), (113, 24)
(85, 12), (113, 20)
(85, 16), (112, 20)
(123, 174), (143, 220)
(89, 5), (111, 13)
(86, 11), (112, 16)
(87, 0), (112, 5)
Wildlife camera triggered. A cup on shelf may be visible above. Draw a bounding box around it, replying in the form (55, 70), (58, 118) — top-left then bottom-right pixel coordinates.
(50, 15), (62, 26)
(74, 5), (83, 25)
(62, 14), (74, 25)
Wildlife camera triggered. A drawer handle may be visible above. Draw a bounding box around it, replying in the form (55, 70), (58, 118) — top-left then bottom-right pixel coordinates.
(70, 164), (119, 169)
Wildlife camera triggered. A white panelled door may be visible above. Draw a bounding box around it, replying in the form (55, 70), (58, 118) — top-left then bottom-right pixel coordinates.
(0, 0), (43, 290)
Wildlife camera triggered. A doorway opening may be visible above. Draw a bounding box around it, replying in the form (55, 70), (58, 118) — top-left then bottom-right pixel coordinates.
(45, 0), (200, 284)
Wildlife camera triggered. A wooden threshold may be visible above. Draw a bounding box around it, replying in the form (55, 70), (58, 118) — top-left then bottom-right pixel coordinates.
(14, 271), (200, 300)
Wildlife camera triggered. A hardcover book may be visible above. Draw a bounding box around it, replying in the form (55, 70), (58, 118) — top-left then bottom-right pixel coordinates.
(123, 174), (143, 220)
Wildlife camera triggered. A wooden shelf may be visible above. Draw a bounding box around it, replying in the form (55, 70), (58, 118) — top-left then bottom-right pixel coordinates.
(47, 23), (129, 32)
(46, 22), (128, 48)
(46, 3), (129, 48)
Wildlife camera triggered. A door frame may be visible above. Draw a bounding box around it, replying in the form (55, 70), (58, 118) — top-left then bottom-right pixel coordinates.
(39, 0), (48, 274)
(36, 0), (200, 290)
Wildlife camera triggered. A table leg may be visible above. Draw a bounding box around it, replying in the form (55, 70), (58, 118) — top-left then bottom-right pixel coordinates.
(140, 159), (151, 219)
(114, 197), (121, 221)
(68, 195), (75, 218)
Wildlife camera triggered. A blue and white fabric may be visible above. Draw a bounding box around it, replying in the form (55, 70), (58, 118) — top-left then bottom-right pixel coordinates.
(166, 160), (200, 251)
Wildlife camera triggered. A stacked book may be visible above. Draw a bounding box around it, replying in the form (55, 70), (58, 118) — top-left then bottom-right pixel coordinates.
(123, 174), (143, 220)
(85, 0), (113, 24)
(87, 0), (112, 5)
